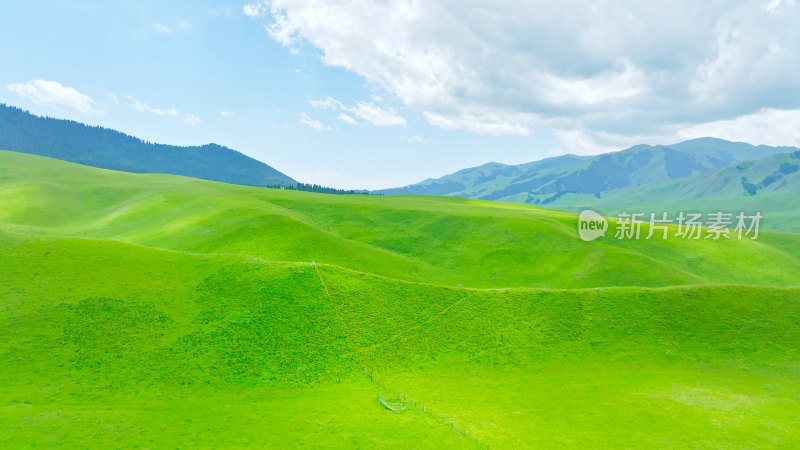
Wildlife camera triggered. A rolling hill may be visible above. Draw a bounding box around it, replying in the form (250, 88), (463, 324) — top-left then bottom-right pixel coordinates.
(2, 150), (800, 447)
(3, 150), (800, 288)
(0, 104), (295, 187)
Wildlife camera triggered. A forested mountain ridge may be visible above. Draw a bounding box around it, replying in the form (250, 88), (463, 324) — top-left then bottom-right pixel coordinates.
(0, 104), (295, 187)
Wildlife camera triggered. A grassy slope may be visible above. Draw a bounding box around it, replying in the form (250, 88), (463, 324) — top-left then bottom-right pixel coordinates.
(2, 151), (800, 447)
(324, 264), (800, 447)
(0, 231), (474, 448)
(3, 150), (800, 289)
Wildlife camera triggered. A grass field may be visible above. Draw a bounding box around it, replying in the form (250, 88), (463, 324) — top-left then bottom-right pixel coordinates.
(2, 150), (799, 447)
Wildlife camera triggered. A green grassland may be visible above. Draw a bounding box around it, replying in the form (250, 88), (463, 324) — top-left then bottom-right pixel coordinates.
(3, 151), (800, 289)
(2, 150), (799, 447)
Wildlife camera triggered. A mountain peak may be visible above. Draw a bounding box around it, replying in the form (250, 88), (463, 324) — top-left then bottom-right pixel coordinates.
(377, 138), (796, 203)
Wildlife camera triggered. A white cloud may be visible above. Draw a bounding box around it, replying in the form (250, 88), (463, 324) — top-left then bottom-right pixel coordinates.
(248, 0), (800, 145)
(547, 108), (800, 155)
(311, 96), (405, 127)
(678, 108), (800, 147)
(154, 20), (191, 35)
(538, 62), (648, 108)
(424, 109), (535, 136)
(243, 2), (269, 18)
(299, 112), (330, 131)
(403, 135), (427, 144)
(127, 96), (179, 116)
(7, 79), (100, 115)
(154, 23), (173, 34)
(337, 112), (357, 125)
(289, 48), (300, 55)
(310, 97), (341, 109)
(349, 102), (406, 126)
(106, 93), (119, 104)
(220, 110), (235, 117)
(550, 128), (645, 156)
(184, 113), (203, 126)
(764, 0), (795, 13)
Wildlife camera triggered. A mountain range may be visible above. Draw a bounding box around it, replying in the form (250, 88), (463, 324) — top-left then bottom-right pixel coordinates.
(377, 137), (800, 231)
(0, 104), (295, 187)
(3, 104), (798, 231)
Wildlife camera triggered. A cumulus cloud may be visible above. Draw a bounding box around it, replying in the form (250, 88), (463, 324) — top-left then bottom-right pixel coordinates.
(184, 113), (203, 126)
(7, 79), (100, 115)
(127, 96), (179, 116)
(299, 112), (330, 131)
(243, 2), (269, 18)
(220, 110), (235, 117)
(246, 0), (800, 150)
(311, 96), (406, 127)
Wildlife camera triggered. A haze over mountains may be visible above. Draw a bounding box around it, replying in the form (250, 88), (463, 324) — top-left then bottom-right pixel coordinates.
(0, 104), (295, 187)
(378, 138), (796, 201)
(378, 138), (800, 231)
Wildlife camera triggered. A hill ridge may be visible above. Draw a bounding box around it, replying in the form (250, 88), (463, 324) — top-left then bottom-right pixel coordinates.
(376, 138), (797, 205)
(3, 149), (800, 289)
(0, 103), (296, 187)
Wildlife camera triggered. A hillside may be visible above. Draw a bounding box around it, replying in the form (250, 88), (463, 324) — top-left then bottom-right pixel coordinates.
(3, 150), (800, 289)
(0, 104), (295, 187)
(610, 149), (800, 199)
(543, 150), (800, 232)
(377, 138), (796, 205)
(2, 151), (800, 447)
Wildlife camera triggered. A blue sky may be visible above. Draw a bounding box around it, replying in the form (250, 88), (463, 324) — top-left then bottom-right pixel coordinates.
(2, 0), (799, 189)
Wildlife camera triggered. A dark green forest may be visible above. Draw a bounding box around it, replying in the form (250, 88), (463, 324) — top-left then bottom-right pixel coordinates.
(0, 104), (296, 187)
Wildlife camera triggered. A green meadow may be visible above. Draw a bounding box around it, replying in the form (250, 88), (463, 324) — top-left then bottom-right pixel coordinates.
(2, 150), (799, 447)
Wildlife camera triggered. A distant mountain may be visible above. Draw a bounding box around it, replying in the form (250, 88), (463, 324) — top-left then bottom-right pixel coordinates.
(539, 149), (800, 232)
(377, 138), (795, 204)
(0, 104), (295, 187)
(594, 150), (800, 202)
